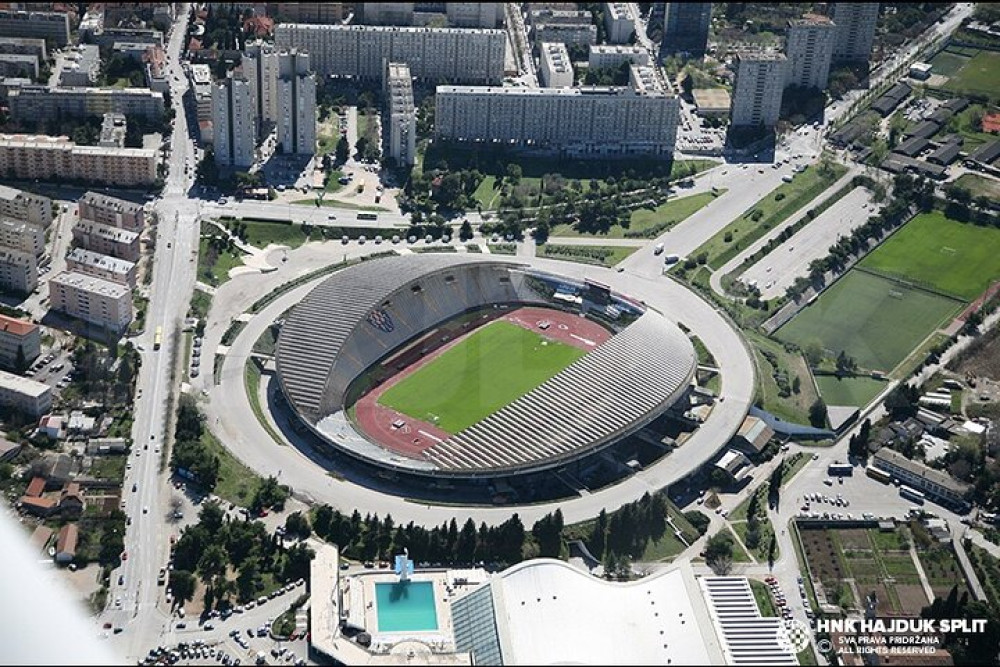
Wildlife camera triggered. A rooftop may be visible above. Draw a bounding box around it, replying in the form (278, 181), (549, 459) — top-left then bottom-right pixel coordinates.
(873, 447), (973, 496)
(0, 313), (38, 337)
(79, 190), (144, 214)
(66, 247), (135, 274)
(49, 271), (130, 299)
(0, 368), (50, 398)
(74, 219), (139, 243)
(790, 13), (835, 27)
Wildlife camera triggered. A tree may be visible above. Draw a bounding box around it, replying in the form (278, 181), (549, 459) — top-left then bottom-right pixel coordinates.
(335, 136), (350, 164)
(284, 511), (311, 540)
(705, 532), (735, 574)
(835, 350), (857, 375)
(767, 534), (777, 569)
(236, 557), (262, 602)
(803, 339), (824, 366)
(170, 570), (196, 607)
(505, 163), (522, 186)
(809, 398), (828, 429)
(198, 543), (229, 586)
(459, 219), (474, 241)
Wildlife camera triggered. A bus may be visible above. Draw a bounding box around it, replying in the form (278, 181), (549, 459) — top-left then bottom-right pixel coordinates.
(865, 465), (892, 484)
(828, 462), (853, 477)
(153, 325), (163, 351)
(899, 485), (926, 504)
(357, 212), (378, 221)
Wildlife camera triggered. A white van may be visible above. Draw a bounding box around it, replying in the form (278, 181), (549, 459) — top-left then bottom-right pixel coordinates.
(654, 243), (664, 255)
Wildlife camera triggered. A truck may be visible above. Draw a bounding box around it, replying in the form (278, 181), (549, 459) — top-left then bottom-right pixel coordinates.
(153, 326), (163, 351)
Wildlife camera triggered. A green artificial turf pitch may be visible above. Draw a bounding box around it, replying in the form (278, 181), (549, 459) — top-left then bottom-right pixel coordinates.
(859, 211), (1000, 301)
(775, 270), (962, 373)
(377, 320), (585, 434)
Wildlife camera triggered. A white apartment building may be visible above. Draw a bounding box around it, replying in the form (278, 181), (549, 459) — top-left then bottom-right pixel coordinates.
(78, 191), (146, 232)
(0, 245), (36, 294)
(65, 247), (137, 288)
(0, 36), (47, 61)
(0, 314), (40, 371)
(435, 83), (680, 158)
(528, 9), (592, 28)
(785, 14), (836, 91)
(446, 3), (503, 29)
(212, 76), (256, 168)
(0, 217), (43, 256)
(0, 9), (70, 47)
(189, 63), (214, 130)
(384, 62), (416, 166)
(0, 369), (51, 417)
(533, 23), (597, 46)
(539, 42), (573, 88)
(0, 185), (51, 228)
(604, 3), (634, 44)
(8, 85), (164, 123)
(0, 134), (157, 186)
(730, 52), (787, 128)
(72, 219), (141, 262)
(243, 41), (278, 137)
(274, 50), (316, 156)
(588, 45), (649, 71)
(830, 2), (879, 64)
(274, 23), (506, 84)
(55, 44), (100, 87)
(48, 271), (133, 334)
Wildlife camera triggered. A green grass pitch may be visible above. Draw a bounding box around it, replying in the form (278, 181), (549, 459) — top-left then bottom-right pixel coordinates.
(942, 50), (1000, 98)
(815, 375), (888, 408)
(859, 211), (1000, 300)
(776, 270), (962, 373)
(377, 320), (585, 434)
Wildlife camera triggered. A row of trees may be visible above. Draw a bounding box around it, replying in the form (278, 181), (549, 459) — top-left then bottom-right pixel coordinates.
(68, 341), (139, 407)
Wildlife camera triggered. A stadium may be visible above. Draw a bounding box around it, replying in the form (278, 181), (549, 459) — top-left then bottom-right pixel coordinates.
(274, 254), (698, 500)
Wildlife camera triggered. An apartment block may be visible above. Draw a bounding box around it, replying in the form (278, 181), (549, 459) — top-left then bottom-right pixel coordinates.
(0, 36), (47, 61)
(604, 3), (634, 44)
(0, 53), (37, 78)
(48, 271), (133, 334)
(384, 62), (416, 166)
(65, 247), (137, 288)
(528, 9), (592, 28)
(872, 448), (972, 507)
(359, 3), (414, 26)
(274, 50), (316, 156)
(829, 2), (879, 64)
(274, 23), (506, 85)
(0, 246), (37, 294)
(98, 112), (127, 148)
(0, 184), (52, 227)
(435, 83), (680, 158)
(661, 3), (712, 59)
(267, 2), (349, 24)
(0, 314), (40, 371)
(8, 86), (165, 123)
(0, 217), (44, 256)
(588, 44), (649, 70)
(730, 52), (787, 128)
(91, 27), (163, 49)
(243, 41), (278, 137)
(0, 9), (70, 47)
(0, 134), (157, 186)
(539, 42), (573, 88)
(0, 369), (51, 417)
(533, 23), (597, 46)
(212, 76), (256, 168)
(446, 3), (502, 29)
(785, 14), (836, 91)
(78, 192), (146, 232)
(72, 219), (141, 262)
(55, 44), (100, 87)
(189, 64), (214, 133)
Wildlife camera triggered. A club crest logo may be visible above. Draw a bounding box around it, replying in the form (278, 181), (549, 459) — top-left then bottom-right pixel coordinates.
(366, 308), (394, 333)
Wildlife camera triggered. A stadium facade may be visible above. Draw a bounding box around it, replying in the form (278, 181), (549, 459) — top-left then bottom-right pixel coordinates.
(274, 255), (697, 494)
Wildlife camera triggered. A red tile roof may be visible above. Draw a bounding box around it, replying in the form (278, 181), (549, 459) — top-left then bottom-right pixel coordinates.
(25, 476), (45, 497)
(20, 495), (57, 510)
(56, 523), (78, 555)
(0, 313), (37, 337)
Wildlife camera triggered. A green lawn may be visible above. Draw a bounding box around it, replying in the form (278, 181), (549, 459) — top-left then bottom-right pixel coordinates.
(291, 198), (388, 212)
(942, 49), (1000, 99)
(237, 220), (311, 249)
(695, 164), (847, 269)
(776, 270), (963, 373)
(954, 173), (1000, 200)
(472, 175), (501, 209)
(750, 579), (778, 617)
(860, 211), (1000, 300)
(745, 331), (820, 425)
(815, 375), (889, 408)
(198, 236), (245, 286)
(550, 191), (719, 239)
(325, 170), (344, 193)
(930, 49), (971, 77)
(539, 244), (638, 267)
(378, 320), (584, 433)
(199, 428), (262, 507)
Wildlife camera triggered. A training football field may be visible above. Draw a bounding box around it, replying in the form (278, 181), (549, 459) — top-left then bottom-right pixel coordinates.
(377, 320), (585, 434)
(776, 270), (963, 373)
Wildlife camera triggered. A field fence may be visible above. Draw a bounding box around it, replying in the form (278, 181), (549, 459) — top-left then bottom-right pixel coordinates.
(852, 266), (967, 304)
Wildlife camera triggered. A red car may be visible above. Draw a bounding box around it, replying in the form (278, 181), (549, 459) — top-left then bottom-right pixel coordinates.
(121, 551), (128, 561)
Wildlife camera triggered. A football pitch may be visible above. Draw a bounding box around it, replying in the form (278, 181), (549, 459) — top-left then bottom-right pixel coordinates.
(377, 320), (585, 434)
(859, 211), (1000, 300)
(776, 270), (963, 373)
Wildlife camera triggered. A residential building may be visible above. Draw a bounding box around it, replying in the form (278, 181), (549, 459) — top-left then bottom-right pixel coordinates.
(0, 134), (157, 187)
(0, 246), (36, 294)
(54, 523), (78, 564)
(212, 75), (256, 168)
(0, 9), (70, 47)
(65, 248), (137, 288)
(603, 3), (634, 44)
(829, 2), (879, 65)
(0, 368), (52, 416)
(91, 27), (163, 49)
(661, 3), (712, 59)
(78, 192), (147, 232)
(0, 76), (29, 103)
(59, 482), (84, 517)
(20, 495), (57, 516)
(0, 313), (40, 371)
(785, 14), (836, 91)
(729, 52), (787, 128)
(588, 45), (649, 71)
(528, 9), (592, 28)
(0, 36), (47, 61)
(359, 3), (414, 26)
(98, 112), (127, 148)
(38, 414), (64, 440)
(872, 447), (973, 507)
(628, 64), (662, 94)
(538, 41), (573, 88)
(267, 2), (349, 24)
(142, 44), (169, 94)
(274, 50), (316, 156)
(533, 22), (597, 46)
(0, 184), (51, 227)
(188, 63), (214, 138)
(48, 270), (134, 334)
(435, 83), (680, 158)
(275, 24), (506, 84)
(72, 219), (141, 261)
(78, 9), (103, 40)
(0, 436), (22, 461)
(384, 62), (416, 166)
(446, 3), (502, 29)
(0, 52), (37, 78)
(870, 80), (911, 116)
(55, 44), (100, 87)
(8, 86), (165, 123)
(243, 41), (277, 137)
(0, 217), (44, 256)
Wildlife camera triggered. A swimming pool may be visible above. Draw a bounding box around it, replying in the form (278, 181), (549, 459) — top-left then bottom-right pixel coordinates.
(375, 581), (439, 632)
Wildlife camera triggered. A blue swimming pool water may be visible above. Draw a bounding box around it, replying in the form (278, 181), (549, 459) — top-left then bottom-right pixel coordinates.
(375, 581), (439, 632)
